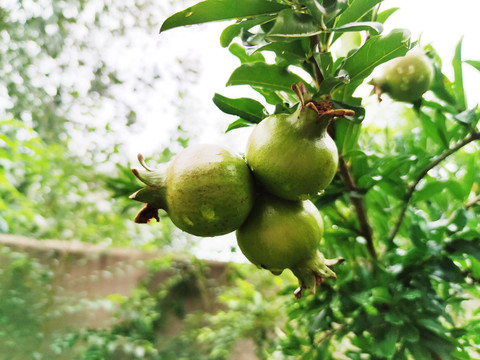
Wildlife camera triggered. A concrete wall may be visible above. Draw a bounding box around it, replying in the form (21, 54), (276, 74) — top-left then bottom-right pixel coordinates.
(0, 234), (258, 359)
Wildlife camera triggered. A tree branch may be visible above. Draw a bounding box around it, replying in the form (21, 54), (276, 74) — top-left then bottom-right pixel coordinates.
(388, 131), (480, 244)
(338, 157), (377, 260)
(465, 193), (480, 209)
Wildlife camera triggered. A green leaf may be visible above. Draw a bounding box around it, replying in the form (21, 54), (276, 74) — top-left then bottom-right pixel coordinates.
(462, 155), (475, 198)
(212, 93), (267, 123)
(385, 312), (405, 325)
(417, 318), (448, 336)
(331, 0), (384, 43)
(337, 29), (411, 95)
(328, 21), (383, 36)
(433, 110), (449, 147)
(220, 16), (275, 48)
(266, 9), (322, 41)
(452, 37), (467, 111)
(414, 180), (465, 203)
(303, 0), (328, 24)
(229, 43), (265, 63)
(447, 240), (480, 262)
(255, 40), (308, 64)
(407, 342), (432, 360)
(314, 52), (334, 78)
(465, 59), (480, 72)
(402, 289), (422, 300)
(418, 111), (446, 147)
(401, 323), (420, 343)
(225, 118), (255, 132)
(318, 73), (350, 94)
(226, 63), (312, 93)
(454, 106), (478, 125)
(430, 64), (457, 106)
(375, 327), (399, 358)
(160, 0), (289, 32)
(371, 286), (391, 303)
(376, 7), (399, 24)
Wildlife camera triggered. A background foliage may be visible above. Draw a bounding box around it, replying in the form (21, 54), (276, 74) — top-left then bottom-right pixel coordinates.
(1, 0), (480, 359)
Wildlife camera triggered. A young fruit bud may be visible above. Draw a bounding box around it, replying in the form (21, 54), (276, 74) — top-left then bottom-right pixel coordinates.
(235, 192), (343, 298)
(130, 144), (255, 237)
(245, 83), (354, 201)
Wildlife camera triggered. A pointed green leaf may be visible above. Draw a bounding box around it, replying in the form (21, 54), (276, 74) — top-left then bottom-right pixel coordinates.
(402, 323), (420, 343)
(447, 240), (480, 262)
(418, 111), (446, 147)
(314, 52), (334, 78)
(462, 155), (475, 198)
(255, 40), (307, 63)
(376, 7), (399, 24)
(318, 72), (350, 94)
(430, 64), (457, 106)
(328, 21), (383, 35)
(303, 0), (328, 24)
(407, 342), (432, 360)
(160, 0), (289, 32)
(213, 93), (267, 123)
(452, 37), (467, 111)
(266, 9), (322, 41)
(454, 106), (478, 125)
(229, 43), (265, 63)
(220, 16), (275, 48)
(338, 28), (411, 90)
(225, 118), (256, 132)
(226, 63), (313, 93)
(465, 60), (480, 72)
(331, 0), (384, 43)
(375, 327), (399, 358)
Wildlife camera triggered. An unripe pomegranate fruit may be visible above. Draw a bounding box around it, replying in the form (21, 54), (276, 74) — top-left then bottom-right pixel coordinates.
(130, 144), (255, 237)
(236, 192), (342, 298)
(245, 83), (354, 201)
(373, 51), (433, 103)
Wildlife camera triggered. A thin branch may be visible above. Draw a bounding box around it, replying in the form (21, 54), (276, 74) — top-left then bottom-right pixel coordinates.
(338, 157), (377, 260)
(388, 131), (480, 244)
(465, 193), (480, 208)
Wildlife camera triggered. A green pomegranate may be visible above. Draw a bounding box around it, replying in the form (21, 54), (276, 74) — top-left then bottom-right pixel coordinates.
(245, 83), (353, 201)
(236, 192), (342, 298)
(130, 144), (255, 237)
(373, 51), (433, 103)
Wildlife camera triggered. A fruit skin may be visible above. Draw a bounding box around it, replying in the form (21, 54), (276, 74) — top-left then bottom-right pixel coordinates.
(130, 144), (255, 237)
(236, 192), (339, 298)
(374, 51), (433, 103)
(245, 103), (339, 201)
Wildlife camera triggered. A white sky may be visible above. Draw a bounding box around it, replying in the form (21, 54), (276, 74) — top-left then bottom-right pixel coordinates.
(123, 0), (480, 261)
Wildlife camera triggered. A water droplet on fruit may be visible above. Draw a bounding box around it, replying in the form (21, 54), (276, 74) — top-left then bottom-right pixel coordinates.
(408, 64), (415, 74)
(201, 205), (216, 220)
(397, 66), (405, 74)
(183, 216), (194, 226)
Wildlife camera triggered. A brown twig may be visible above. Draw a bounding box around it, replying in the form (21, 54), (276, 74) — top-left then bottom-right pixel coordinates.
(338, 157), (377, 260)
(388, 131), (480, 244)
